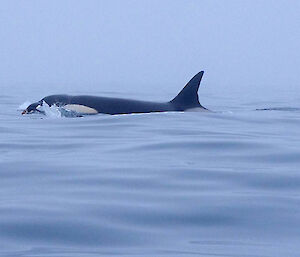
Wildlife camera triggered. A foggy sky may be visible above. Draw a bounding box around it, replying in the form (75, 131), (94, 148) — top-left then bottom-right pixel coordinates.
(1, 0), (300, 96)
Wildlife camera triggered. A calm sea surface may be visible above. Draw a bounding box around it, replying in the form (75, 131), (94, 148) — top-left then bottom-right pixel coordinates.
(0, 87), (300, 257)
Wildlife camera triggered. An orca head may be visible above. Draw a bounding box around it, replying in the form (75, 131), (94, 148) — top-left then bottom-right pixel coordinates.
(22, 101), (43, 115)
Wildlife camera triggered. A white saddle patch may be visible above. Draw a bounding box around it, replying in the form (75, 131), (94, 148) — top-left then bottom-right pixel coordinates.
(64, 104), (98, 114)
(185, 107), (210, 112)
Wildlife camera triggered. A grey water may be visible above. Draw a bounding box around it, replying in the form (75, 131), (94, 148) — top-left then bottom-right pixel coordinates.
(1, 87), (300, 257)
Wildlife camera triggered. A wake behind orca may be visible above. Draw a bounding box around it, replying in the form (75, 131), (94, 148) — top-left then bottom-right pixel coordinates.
(22, 71), (207, 115)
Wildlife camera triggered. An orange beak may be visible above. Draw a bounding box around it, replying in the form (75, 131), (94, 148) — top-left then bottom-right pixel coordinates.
(22, 110), (27, 115)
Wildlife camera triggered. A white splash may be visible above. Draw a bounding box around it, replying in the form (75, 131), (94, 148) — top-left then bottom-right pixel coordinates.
(39, 101), (62, 118)
(19, 100), (92, 118)
(39, 101), (83, 118)
(18, 101), (32, 111)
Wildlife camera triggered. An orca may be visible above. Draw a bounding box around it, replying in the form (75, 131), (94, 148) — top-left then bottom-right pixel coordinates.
(22, 71), (207, 115)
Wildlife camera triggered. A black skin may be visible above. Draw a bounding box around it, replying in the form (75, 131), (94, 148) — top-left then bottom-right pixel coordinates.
(25, 101), (43, 113)
(23, 71), (206, 115)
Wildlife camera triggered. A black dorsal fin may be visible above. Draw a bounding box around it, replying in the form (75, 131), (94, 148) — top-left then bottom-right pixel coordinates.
(170, 71), (204, 109)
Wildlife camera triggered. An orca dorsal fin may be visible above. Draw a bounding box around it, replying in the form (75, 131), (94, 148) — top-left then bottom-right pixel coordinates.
(170, 71), (204, 109)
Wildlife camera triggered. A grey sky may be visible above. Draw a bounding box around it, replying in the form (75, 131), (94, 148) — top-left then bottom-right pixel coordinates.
(1, 0), (299, 95)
